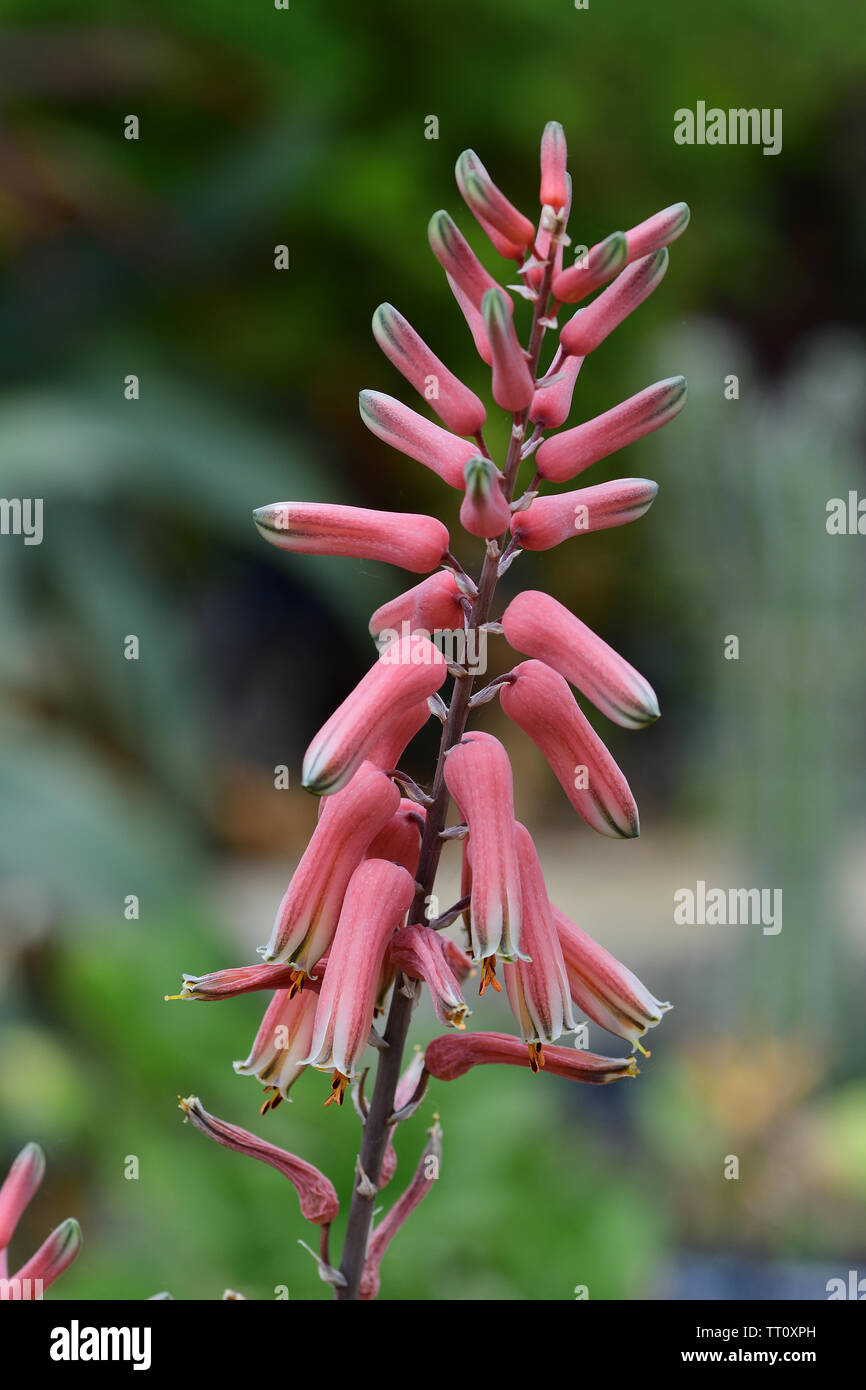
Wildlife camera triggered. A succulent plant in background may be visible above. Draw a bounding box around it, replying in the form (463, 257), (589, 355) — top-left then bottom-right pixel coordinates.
(171, 123), (688, 1300)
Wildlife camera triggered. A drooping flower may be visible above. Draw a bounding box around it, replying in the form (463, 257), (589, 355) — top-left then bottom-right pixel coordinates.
(302, 634), (448, 794)
(303, 859), (416, 1105)
(389, 925), (471, 1029)
(0, 1143), (81, 1297)
(510, 477), (658, 551)
(482, 288), (536, 411)
(456, 150), (535, 257)
(460, 456), (512, 538)
(372, 303), (486, 437)
(428, 210), (513, 314)
(424, 1032), (638, 1084)
(178, 1096), (339, 1225)
(379, 1048), (427, 1190)
(535, 376), (687, 482)
(359, 390), (479, 488)
(539, 120), (569, 213)
(553, 905), (671, 1050)
(252, 500), (449, 573)
(360, 1121), (442, 1300)
(560, 248), (669, 357)
(367, 699), (432, 772)
(625, 201), (690, 263)
(503, 824), (575, 1069)
(501, 590), (659, 728)
(233, 986), (320, 1112)
(499, 659), (639, 838)
(552, 231), (628, 305)
(263, 759), (400, 968)
(443, 731), (523, 976)
(365, 798), (425, 877)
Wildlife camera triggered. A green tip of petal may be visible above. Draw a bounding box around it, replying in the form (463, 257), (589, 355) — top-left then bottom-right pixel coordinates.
(463, 455), (497, 497)
(600, 230), (628, 271)
(481, 286), (509, 327)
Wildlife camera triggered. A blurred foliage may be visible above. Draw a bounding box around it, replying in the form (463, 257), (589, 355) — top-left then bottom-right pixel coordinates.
(1, 0), (864, 1299)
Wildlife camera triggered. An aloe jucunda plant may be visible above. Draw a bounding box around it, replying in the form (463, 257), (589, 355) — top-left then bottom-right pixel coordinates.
(171, 122), (688, 1301)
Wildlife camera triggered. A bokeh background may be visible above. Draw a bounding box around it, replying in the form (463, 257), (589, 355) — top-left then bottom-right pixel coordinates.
(1, 0), (864, 1300)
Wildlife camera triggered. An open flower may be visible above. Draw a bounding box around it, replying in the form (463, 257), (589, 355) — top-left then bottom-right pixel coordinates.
(252, 500), (449, 573)
(443, 731), (523, 975)
(179, 1096), (338, 1225)
(303, 859), (416, 1105)
(0, 1143), (81, 1296)
(302, 634), (448, 794)
(502, 589), (659, 728)
(263, 759), (400, 969)
(503, 824), (575, 1068)
(553, 905), (671, 1050)
(389, 925), (470, 1028)
(500, 660), (640, 838)
(233, 986), (319, 1111)
(424, 1031), (638, 1084)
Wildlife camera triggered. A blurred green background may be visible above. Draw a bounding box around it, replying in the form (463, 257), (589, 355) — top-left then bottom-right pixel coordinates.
(1, 0), (865, 1300)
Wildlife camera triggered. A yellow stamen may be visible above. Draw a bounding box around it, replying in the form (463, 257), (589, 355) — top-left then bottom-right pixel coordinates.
(478, 956), (502, 996)
(324, 1070), (349, 1108)
(528, 1041), (545, 1073)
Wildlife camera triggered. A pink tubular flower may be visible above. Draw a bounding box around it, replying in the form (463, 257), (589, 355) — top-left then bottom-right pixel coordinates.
(428, 210), (513, 315)
(456, 150), (535, 256)
(552, 231), (628, 305)
(359, 390), (479, 489)
(625, 201), (690, 263)
(302, 634), (448, 794)
(501, 590), (659, 729)
(303, 859), (416, 1105)
(179, 1096), (338, 1225)
(560, 248), (669, 358)
(539, 120), (569, 212)
(389, 925), (470, 1028)
(510, 477), (658, 552)
(553, 905), (671, 1050)
(233, 986), (319, 1111)
(368, 571), (464, 643)
(446, 271), (492, 364)
(500, 660), (639, 838)
(367, 699), (432, 771)
(535, 376), (687, 483)
(443, 731), (523, 974)
(167, 960), (322, 1001)
(372, 303), (486, 437)
(252, 500), (448, 574)
(263, 760), (400, 968)
(0, 1143), (82, 1295)
(460, 456), (512, 538)
(365, 798), (425, 877)
(503, 824), (575, 1067)
(482, 288), (536, 411)
(360, 1121), (441, 1300)
(424, 1032), (638, 1084)
(530, 352), (584, 429)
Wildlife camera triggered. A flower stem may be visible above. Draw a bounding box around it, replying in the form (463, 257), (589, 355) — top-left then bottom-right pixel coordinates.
(335, 229), (560, 1301)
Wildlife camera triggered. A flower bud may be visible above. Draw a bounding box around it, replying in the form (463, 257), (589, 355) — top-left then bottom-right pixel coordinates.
(359, 390), (479, 489)
(560, 248), (669, 357)
(535, 376), (687, 482)
(460, 456), (512, 538)
(253, 500), (449, 573)
(372, 303), (486, 436)
(482, 288), (536, 411)
(539, 121), (569, 212)
(456, 150), (535, 254)
(510, 478), (658, 552)
(552, 231), (628, 304)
